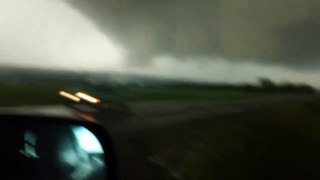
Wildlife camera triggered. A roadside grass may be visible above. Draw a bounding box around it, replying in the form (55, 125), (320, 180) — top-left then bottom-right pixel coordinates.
(0, 84), (276, 107)
(0, 83), (68, 106)
(129, 87), (271, 102)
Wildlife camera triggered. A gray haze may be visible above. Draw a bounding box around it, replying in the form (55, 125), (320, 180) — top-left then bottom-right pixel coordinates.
(0, 0), (125, 71)
(0, 0), (319, 85)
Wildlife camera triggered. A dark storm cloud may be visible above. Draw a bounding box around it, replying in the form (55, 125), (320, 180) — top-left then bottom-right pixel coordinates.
(275, 19), (320, 68)
(67, 0), (320, 68)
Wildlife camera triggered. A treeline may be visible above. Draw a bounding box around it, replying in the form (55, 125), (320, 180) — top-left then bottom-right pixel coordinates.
(252, 78), (315, 94)
(164, 78), (317, 94)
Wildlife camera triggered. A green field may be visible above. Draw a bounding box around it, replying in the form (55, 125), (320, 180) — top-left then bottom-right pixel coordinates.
(0, 84), (274, 107)
(129, 87), (272, 102)
(0, 82), (308, 110)
(0, 83), (68, 106)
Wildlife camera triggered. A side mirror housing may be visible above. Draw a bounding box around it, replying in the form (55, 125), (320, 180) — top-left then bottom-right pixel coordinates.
(0, 115), (117, 180)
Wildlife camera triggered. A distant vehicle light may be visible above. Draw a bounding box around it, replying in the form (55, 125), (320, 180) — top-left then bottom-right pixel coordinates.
(75, 92), (101, 104)
(77, 112), (97, 122)
(59, 91), (81, 102)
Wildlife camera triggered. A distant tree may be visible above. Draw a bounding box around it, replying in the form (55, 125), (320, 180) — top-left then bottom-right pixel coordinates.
(296, 84), (316, 93)
(279, 82), (316, 94)
(279, 82), (296, 92)
(258, 77), (276, 91)
(242, 83), (258, 92)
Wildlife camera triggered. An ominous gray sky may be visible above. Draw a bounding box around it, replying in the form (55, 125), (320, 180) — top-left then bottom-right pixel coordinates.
(0, 0), (319, 85)
(67, 0), (320, 68)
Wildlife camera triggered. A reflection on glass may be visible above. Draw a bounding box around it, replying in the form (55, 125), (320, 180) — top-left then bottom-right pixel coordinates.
(19, 130), (39, 158)
(72, 126), (104, 153)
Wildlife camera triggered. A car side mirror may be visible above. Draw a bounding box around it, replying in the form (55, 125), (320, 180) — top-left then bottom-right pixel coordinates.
(0, 115), (117, 180)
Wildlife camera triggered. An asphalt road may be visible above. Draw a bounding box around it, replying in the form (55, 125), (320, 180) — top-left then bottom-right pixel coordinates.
(95, 95), (319, 180)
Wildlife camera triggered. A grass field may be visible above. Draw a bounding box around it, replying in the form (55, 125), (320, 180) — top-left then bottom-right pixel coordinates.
(129, 87), (272, 102)
(0, 83), (274, 106)
(0, 83), (68, 106)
